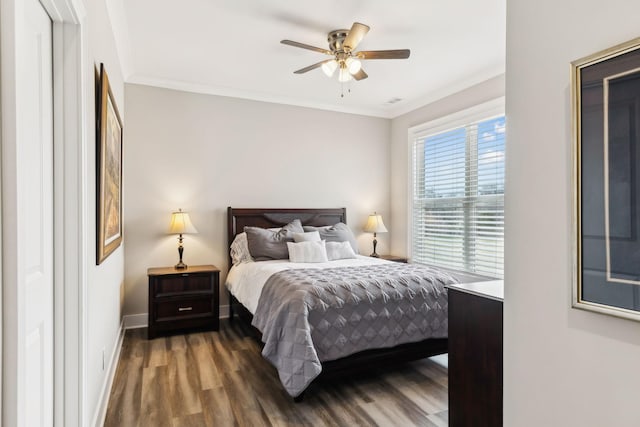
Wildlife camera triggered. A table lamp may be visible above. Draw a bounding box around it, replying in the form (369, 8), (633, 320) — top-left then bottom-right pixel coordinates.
(364, 212), (387, 257)
(168, 209), (198, 269)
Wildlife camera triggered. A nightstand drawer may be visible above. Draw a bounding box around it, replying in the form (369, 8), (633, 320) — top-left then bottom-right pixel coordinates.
(154, 273), (213, 297)
(154, 297), (213, 322)
(147, 265), (220, 339)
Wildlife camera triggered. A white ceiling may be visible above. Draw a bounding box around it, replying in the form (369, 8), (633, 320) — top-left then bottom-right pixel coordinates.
(108, 0), (506, 118)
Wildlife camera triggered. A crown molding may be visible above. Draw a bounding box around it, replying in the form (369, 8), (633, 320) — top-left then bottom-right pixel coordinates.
(126, 74), (397, 118)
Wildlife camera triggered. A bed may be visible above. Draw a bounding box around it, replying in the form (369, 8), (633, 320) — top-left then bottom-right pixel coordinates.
(226, 207), (457, 400)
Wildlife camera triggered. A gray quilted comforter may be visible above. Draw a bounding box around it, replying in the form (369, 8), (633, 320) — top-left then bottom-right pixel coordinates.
(251, 262), (459, 397)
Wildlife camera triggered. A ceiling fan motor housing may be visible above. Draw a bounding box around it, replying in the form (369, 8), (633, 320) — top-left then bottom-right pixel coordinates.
(328, 30), (350, 53)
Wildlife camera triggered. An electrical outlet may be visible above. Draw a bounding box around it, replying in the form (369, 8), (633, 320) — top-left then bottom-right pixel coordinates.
(102, 348), (105, 371)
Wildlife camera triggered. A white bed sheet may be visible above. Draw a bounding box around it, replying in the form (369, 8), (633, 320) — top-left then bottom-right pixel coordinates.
(226, 255), (390, 314)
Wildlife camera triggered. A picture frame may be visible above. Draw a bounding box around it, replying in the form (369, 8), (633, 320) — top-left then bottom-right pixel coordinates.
(572, 37), (640, 321)
(96, 64), (123, 264)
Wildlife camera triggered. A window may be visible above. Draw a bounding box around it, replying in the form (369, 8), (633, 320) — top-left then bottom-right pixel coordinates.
(410, 100), (505, 278)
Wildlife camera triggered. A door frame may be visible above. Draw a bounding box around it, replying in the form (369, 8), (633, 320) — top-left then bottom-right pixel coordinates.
(0, 0), (87, 425)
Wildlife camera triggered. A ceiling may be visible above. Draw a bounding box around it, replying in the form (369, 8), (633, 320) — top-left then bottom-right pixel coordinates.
(108, 0), (506, 118)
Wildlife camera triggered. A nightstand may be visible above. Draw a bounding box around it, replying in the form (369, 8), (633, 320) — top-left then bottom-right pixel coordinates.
(147, 264), (220, 339)
(378, 254), (409, 263)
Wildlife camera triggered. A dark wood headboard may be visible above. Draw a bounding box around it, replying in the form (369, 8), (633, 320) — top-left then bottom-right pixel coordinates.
(227, 207), (347, 258)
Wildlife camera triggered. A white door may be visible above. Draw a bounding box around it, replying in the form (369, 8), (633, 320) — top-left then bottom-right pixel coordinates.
(17, 0), (54, 425)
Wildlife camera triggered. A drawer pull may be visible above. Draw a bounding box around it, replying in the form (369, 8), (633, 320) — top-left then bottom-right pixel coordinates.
(181, 273), (189, 277)
(178, 307), (193, 312)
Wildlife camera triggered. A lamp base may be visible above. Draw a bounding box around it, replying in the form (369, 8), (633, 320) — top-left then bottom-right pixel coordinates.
(175, 237), (187, 269)
(370, 234), (379, 258)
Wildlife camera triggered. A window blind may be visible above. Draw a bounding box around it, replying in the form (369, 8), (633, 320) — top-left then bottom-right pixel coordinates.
(411, 112), (505, 278)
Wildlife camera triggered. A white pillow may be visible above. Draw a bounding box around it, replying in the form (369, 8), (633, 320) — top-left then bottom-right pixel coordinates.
(293, 231), (321, 243)
(326, 241), (357, 261)
(287, 240), (328, 263)
(230, 232), (253, 265)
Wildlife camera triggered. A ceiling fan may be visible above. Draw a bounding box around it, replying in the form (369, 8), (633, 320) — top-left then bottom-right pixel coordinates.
(281, 22), (410, 83)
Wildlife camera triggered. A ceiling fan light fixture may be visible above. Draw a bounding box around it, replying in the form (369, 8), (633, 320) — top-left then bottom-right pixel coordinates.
(338, 66), (352, 82)
(346, 57), (362, 74)
(321, 59), (338, 77)
(282, 21), (409, 89)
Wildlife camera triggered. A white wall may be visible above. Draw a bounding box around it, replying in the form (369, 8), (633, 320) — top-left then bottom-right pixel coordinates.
(389, 75), (505, 257)
(0, 0), (125, 424)
(505, 1), (640, 426)
(122, 84), (391, 317)
(85, 0), (126, 424)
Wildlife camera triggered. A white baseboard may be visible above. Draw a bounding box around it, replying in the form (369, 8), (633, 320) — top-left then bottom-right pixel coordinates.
(123, 313), (148, 329)
(91, 320), (126, 427)
(123, 305), (231, 330)
(220, 304), (230, 319)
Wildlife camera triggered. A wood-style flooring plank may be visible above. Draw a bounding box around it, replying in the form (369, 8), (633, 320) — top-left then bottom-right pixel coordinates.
(103, 320), (451, 427)
(139, 365), (172, 427)
(427, 410), (449, 427)
(222, 369), (273, 427)
(186, 333), (222, 390)
(200, 387), (237, 427)
(351, 375), (433, 427)
(208, 332), (240, 373)
(414, 358), (449, 388)
(103, 355), (143, 427)
(167, 347), (203, 417)
(171, 413), (207, 427)
(235, 349), (306, 427)
(143, 336), (168, 368)
(383, 366), (448, 414)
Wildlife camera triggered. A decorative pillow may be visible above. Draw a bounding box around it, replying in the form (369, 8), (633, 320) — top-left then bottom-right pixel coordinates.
(326, 241), (357, 261)
(230, 232), (253, 265)
(245, 219), (304, 261)
(303, 223), (359, 253)
(287, 240), (328, 263)
(293, 231), (321, 243)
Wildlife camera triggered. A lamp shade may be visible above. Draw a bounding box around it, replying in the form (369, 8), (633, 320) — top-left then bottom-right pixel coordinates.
(364, 213), (388, 233)
(168, 209), (198, 234)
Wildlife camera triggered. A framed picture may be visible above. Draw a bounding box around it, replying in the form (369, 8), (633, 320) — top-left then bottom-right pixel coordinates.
(96, 64), (123, 264)
(572, 37), (640, 321)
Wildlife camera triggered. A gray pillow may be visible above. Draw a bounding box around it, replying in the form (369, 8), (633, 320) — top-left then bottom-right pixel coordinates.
(303, 222), (358, 253)
(245, 219), (304, 261)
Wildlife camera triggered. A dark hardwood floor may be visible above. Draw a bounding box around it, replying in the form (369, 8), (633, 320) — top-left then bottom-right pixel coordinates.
(103, 319), (449, 427)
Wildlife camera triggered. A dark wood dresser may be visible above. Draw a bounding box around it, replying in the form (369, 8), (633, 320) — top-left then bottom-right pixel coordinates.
(447, 280), (503, 427)
(147, 264), (220, 339)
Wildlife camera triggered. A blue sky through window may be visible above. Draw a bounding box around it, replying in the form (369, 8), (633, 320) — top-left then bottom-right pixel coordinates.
(477, 116), (505, 195)
(424, 128), (466, 198)
(423, 116), (505, 198)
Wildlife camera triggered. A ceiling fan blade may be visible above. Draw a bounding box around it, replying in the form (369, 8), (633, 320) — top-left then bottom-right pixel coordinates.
(357, 49), (411, 59)
(293, 59), (332, 74)
(281, 40), (332, 55)
(352, 68), (368, 81)
(343, 22), (370, 51)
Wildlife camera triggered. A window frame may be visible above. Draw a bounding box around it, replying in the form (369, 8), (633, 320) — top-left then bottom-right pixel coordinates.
(407, 97), (505, 277)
